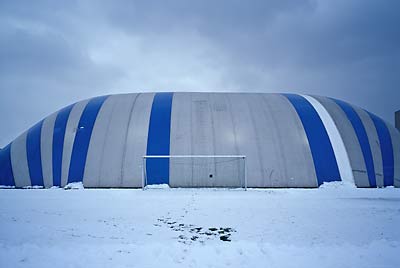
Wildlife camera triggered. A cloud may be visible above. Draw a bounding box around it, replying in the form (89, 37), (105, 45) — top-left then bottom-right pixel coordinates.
(0, 0), (399, 146)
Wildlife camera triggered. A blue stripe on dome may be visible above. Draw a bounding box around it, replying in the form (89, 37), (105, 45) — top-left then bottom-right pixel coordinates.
(0, 143), (15, 186)
(52, 104), (74, 186)
(332, 99), (377, 187)
(26, 120), (44, 186)
(283, 94), (341, 186)
(367, 112), (394, 186)
(146, 92), (174, 185)
(68, 96), (108, 183)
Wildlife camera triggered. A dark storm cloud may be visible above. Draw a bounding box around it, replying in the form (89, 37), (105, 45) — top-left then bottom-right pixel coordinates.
(1, 0), (399, 146)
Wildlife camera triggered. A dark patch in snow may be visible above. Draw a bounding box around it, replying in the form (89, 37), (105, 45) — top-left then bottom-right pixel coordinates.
(156, 216), (236, 243)
(191, 227), (202, 232)
(219, 235), (231, 242)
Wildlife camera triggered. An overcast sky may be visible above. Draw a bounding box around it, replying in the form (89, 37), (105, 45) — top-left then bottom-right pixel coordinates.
(1, 0), (399, 146)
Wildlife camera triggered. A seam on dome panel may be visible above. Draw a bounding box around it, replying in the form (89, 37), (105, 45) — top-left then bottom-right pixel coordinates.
(120, 93), (140, 184)
(207, 93), (219, 181)
(97, 96), (118, 186)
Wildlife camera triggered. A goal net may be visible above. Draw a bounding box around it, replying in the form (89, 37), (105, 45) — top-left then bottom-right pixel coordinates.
(142, 155), (247, 190)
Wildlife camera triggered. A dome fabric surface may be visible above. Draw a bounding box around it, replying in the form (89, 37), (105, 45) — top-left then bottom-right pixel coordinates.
(0, 92), (399, 188)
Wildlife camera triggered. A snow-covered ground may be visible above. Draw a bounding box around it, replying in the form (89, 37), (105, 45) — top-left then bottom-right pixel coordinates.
(0, 185), (399, 268)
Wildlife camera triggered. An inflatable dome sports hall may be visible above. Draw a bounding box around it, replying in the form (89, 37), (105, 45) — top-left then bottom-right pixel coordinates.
(0, 92), (399, 188)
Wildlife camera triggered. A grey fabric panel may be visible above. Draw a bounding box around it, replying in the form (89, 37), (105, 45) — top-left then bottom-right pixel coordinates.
(387, 125), (400, 187)
(313, 96), (369, 187)
(61, 99), (89, 187)
(101, 94), (139, 187)
(355, 108), (383, 187)
(170, 93), (245, 187)
(10, 132), (31, 187)
(207, 93), (241, 187)
(83, 96), (116, 187)
(40, 111), (57, 188)
(171, 93), (215, 186)
(190, 93), (216, 156)
(188, 93), (220, 186)
(121, 93), (154, 187)
(226, 93), (263, 186)
(169, 93), (194, 186)
(84, 94), (140, 187)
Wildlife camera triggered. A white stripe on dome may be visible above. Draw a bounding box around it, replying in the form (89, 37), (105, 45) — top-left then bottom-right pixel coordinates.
(301, 95), (355, 185)
(10, 132), (31, 187)
(41, 111), (57, 188)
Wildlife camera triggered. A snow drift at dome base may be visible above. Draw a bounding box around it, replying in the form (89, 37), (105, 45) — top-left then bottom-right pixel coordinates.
(0, 185), (399, 268)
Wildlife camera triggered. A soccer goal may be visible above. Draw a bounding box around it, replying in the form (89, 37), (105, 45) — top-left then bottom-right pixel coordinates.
(142, 155), (247, 190)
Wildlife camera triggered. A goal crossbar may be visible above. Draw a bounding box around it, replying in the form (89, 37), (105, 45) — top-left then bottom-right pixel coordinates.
(141, 155), (247, 190)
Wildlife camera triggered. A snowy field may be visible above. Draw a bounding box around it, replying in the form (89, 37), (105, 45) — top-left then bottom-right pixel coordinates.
(0, 184), (399, 268)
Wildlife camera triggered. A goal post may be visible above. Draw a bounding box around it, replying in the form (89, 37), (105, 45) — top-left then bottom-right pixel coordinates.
(142, 155), (247, 190)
